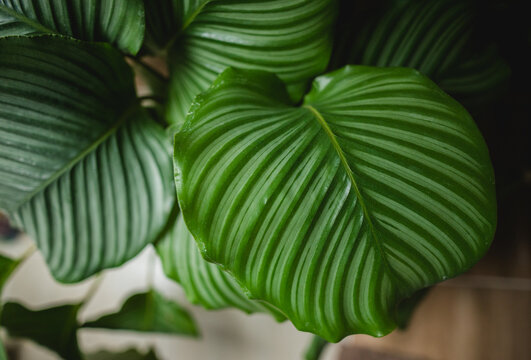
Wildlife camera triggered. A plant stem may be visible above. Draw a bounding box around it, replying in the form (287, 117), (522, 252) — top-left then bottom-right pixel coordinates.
(304, 335), (329, 360)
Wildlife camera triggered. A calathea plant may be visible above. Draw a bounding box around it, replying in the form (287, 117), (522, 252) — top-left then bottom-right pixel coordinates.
(0, 0), (505, 359)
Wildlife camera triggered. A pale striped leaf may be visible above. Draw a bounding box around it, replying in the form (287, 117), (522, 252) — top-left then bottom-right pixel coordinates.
(0, 0), (145, 54)
(156, 213), (285, 320)
(333, 0), (509, 100)
(174, 67), (496, 341)
(161, 0), (336, 126)
(0, 36), (174, 282)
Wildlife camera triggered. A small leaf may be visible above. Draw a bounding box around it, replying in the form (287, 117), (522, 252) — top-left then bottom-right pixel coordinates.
(83, 291), (198, 336)
(0, 302), (81, 360)
(0, 0), (145, 54)
(0, 36), (175, 283)
(157, 0), (337, 126)
(0, 340), (6, 360)
(174, 66), (496, 341)
(0, 254), (19, 295)
(156, 213), (285, 320)
(85, 348), (159, 360)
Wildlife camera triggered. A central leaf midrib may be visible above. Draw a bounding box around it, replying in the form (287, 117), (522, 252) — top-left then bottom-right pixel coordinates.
(13, 103), (140, 213)
(0, 5), (56, 34)
(303, 104), (395, 282)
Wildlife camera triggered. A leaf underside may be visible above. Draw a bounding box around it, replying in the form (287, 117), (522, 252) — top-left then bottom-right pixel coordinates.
(174, 66), (496, 341)
(0, 36), (175, 282)
(160, 0), (336, 126)
(157, 213), (285, 320)
(0, 0), (145, 54)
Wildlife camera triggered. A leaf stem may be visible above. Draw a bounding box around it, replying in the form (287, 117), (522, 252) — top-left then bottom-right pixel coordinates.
(81, 274), (103, 309)
(304, 335), (329, 360)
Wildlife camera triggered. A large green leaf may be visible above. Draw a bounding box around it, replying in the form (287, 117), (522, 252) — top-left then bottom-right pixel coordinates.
(0, 302), (81, 359)
(0, 0), (145, 54)
(174, 67), (496, 341)
(156, 213), (285, 320)
(331, 0), (509, 101)
(153, 0), (336, 126)
(0, 36), (175, 282)
(83, 291), (198, 336)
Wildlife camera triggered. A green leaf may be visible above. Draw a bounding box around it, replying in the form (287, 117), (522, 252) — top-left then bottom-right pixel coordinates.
(0, 302), (81, 360)
(156, 213), (285, 320)
(0, 36), (175, 283)
(332, 0), (509, 101)
(144, 0), (211, 49)
(0, 254), (19, 295)
(0, 0), (145, 54)
(0, 339), (6, 360)
(83, 291), (198, 336)
(85, 349), (159, 360)
(174, 66), (496, 341)
(157, 0), (336, 126)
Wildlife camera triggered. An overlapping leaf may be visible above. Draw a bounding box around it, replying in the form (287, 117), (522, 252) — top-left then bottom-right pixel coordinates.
(174, 67), (496, 341)
(0, 36), (175, 282)
(331, 0), (509, 100)
(0, 302), (82, 359)
(157, 213), (285, 320)
(0, 0), (145, 54)
(83, 291), (198, 336)
(148, 0), (336, 126)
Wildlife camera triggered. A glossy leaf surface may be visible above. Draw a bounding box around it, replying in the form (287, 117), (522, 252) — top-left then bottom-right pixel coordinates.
(174, 67), (496, 341)
(0, 36), (175, 282)
(0, 0), (145, 54)
(158, 0), (336, 126)
(83, 291), (198, 336)
(0, 302), (81, 359)
(157, 213), (285, 320)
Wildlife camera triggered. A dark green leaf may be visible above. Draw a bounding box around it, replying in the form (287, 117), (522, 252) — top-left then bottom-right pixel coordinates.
(85, 348), (159, 360)
(0, 254), (19, 295)
(156, 213), (285, 320)
(158, 0), (337, 126)
(144, 0), (210, 49)
(83, 291), (198, 336)
(174, 66), (496, 341)
(0, 36), (175, 283)
(332, 0), (509, 101)
(0, 302), (81, 360)
(0, 0), (145, 54)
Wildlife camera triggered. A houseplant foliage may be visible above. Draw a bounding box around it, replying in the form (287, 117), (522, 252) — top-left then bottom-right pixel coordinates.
(0, 0), (505, 358)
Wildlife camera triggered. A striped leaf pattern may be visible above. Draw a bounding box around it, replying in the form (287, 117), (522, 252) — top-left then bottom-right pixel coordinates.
(156, 214), (285, 320)
(0, 0), (145, 54)
(144, 0), (210, 48)
(174, 67), (496, 341)
(336, 0), (509, 99)
(165, 0), (336, 126)
(0, 36), (174, 282)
